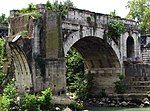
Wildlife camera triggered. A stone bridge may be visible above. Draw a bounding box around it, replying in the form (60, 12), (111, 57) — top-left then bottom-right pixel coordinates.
(7, 5), (141, 95)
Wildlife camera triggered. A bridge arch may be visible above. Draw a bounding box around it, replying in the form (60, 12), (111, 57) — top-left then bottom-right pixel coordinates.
(9, 42), (32, 93)
(123, 32), (138, 60)
(127, 36), (134, 58)
(64, 30), (121, 61)
(64, 34), (121, 95)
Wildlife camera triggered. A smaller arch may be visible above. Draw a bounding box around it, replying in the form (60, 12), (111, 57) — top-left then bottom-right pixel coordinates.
(9, 43), (33, 92)
(126, 36), (134, 58)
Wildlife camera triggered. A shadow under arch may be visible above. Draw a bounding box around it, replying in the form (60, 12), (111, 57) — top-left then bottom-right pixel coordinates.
(66, 36), (121, 95)
(126, 36), (134, 59)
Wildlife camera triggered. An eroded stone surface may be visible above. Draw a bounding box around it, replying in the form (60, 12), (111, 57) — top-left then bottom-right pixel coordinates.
(7, 5), (150, 95)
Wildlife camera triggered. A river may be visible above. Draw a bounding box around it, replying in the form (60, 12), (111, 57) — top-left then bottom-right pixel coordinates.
(88, 107), (150, 111)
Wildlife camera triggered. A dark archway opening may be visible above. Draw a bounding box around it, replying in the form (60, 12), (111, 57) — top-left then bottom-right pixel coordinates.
(66, 36), (121, 99)
(127, 36), (134, 58)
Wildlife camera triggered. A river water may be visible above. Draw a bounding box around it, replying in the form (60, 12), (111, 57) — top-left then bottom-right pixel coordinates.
(88, 107), (150, 111)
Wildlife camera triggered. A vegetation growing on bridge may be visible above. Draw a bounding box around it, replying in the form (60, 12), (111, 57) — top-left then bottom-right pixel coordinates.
(15, 3), (42, 19)
(1, 0), (149, 110)
(114, 74), (127, 94)
(0, 1), (84, 110)
(46, 0), (74, 16)
(17, 0), (74, 19)
(107, 20), (125, 44)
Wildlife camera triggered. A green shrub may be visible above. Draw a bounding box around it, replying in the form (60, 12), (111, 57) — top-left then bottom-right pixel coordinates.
(68, 101), (84, 111)
(73, 77), (88, 100)
(19, 3), (37, 14)
(18, 88), (53, 111)
(0, 14), (8, 26)
(114, 74), (127, 94)
(108, 20), (125, 44)
(66, 48), (88, 100)
(0, 38), (5, 85)
(108, 20), (125, 37)
(18, 0), (74, 19)
(20, 93), (40, 111)
(0, 83), (17, 111)
(99, 89), (107, 98)
(3, 83), (17, 99)
(38, 88), (53, 110)
(0, 95), (12, 111)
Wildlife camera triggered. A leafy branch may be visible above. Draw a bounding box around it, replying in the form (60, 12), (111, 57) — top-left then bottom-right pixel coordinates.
(0, 14), (8, 26)
(0, 38), (6, 85)
(107, 20), (125, 44)
(17, 0), (74, 19)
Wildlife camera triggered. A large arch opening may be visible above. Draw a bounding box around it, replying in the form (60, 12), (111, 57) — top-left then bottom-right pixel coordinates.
(127, 36), (134, 58)
(66, 36), (121, 97)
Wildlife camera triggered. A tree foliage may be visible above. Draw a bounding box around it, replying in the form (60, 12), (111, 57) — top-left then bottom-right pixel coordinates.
(107, 20), (125, 44)
(66, 48), (88, 100)
(38, 88), (53, 110)
(0, 14), (8, 26)
(46, 0), (74, 17)
(0, 86), (53, 111)
(19, 3), (37, 14)
(108, 20), (125, 38)
(127, 0), (150, 32)
(107, 10), (125, 44)
(21, 93), (39, 111)
(114, 74), (127, 94)
(0, 38), (5, 85)
(20, 87), (53, 111)
(19, 3), (42, 19)
(0, 83), (17, 111)
(18, 0), (74, 18)
(66, 48), (84, 87)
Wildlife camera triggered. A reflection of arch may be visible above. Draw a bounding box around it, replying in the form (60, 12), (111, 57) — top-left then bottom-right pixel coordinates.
(127, 36), (134, 58)
(9, 43), (32, 92)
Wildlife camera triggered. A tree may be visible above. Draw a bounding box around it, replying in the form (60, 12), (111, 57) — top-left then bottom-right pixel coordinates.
(66, 48), (88, 100)
(0, 38), (5, 85)
(63, 0), (74, 8)
(46, 0), (75, 16)
(66, 48), (84, 87)
(0, 14), (8, 26)
(127, 0), (150, 32)
(19, 0), (75, 18)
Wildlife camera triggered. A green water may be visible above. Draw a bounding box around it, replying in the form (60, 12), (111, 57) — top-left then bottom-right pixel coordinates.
(89, 107), (150, 111)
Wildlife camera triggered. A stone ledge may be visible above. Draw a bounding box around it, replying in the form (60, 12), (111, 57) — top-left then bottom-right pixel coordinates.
(52, 96), (73, 105)
(108, 93), (149, 101)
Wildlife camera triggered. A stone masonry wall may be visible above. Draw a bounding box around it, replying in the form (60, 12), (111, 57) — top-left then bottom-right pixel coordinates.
(125, 64), (150, 93)
(86, 68), (121, 95)
(8, 6), (143, 95)
(44, 11), (66, 95)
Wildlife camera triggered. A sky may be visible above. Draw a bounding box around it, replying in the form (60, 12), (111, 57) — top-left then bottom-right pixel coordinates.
(0, 0), (130, 18)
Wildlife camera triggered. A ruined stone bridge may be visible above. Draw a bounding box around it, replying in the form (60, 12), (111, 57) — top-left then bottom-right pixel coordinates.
(6, 5), (142, 95)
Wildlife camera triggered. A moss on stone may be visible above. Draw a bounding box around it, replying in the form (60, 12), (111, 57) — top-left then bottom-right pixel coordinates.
(19, 30), (28, 37)
(46, 28), (59, 57)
